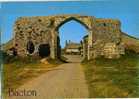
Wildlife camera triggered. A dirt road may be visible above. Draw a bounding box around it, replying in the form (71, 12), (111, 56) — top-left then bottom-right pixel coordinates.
(8, 55), (88, 99)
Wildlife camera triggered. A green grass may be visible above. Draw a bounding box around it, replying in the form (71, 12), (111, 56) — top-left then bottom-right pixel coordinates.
(2, 55), (64, 97)
(82, 51), (139, 98)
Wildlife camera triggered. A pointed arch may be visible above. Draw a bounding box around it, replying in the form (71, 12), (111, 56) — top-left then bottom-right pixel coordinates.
(55, 17), (89, 31)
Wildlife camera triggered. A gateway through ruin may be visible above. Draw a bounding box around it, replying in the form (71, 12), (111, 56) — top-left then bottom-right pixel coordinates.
(13, 14), (125, 60)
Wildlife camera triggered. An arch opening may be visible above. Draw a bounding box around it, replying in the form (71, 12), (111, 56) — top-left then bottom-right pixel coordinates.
(56, 17), (89, 31)
(57, 17), (89, 61)
(27, 40), (35, 54)
(38, 44), (50, 58)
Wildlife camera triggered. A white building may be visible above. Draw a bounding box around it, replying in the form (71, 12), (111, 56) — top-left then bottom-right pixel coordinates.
(65, 42), (81, 55)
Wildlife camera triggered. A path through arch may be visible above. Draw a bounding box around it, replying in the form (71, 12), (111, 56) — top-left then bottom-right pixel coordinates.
(57, 18), (89, 62)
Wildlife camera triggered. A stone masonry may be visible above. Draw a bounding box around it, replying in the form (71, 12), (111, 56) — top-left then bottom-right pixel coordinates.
(13, 14), (125, 60)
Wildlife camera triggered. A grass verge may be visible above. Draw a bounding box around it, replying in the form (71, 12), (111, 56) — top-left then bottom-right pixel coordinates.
(82, 51), (139, 98)
(2, 56), (64, 97)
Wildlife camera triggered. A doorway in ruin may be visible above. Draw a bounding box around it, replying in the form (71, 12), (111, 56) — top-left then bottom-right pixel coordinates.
(38, 44), (50, 58)
(56, 17), (89, 62)
(27, 40), (35, 54)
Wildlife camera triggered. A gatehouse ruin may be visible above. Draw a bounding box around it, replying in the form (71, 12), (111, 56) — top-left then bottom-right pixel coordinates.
(13, 14), (125, 60)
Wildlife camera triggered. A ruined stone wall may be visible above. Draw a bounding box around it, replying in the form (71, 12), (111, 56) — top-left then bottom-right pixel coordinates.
(89, 18), (124, 59)
(14, 17), (53, 56)
(82, 36), (88, 60)
(13, 15), (93, 58)
(13, 15), (125, 59)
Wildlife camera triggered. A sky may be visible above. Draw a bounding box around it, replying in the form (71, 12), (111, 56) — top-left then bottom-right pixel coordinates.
(0, 0), (139, 48)
(59, 20), (88, 48)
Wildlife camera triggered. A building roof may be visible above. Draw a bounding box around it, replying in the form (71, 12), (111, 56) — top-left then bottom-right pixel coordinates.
(65, 42), (81, 49)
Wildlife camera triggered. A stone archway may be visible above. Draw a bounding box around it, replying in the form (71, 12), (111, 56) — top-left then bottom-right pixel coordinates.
(49, 16), (94, 60)
(54, 17), (91, 59)
(55, 17), (90, 31)
(14, 14), (124, 59)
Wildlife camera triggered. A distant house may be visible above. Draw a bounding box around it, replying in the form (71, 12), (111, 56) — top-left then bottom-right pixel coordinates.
(65, 41), (81, 55)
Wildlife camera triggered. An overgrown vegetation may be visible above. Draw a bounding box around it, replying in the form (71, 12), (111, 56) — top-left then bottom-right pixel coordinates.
(82, 50), (139, 98)
(1, 52), (64, 97)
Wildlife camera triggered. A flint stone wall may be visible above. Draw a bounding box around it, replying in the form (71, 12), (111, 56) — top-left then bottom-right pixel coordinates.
(13, 14), (125, 59)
